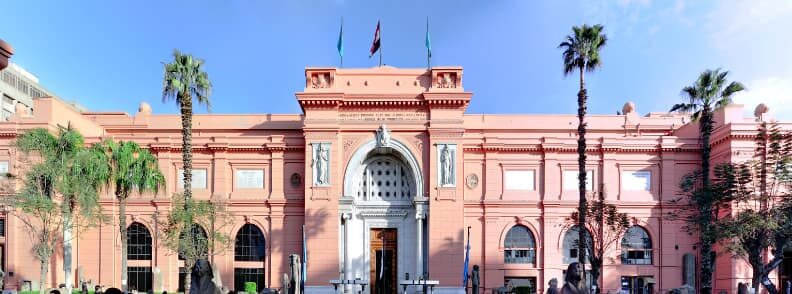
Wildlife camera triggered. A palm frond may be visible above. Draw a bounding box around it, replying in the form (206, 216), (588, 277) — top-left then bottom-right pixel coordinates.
(162, 49), (213, 111)
(559, 24), (607, 76)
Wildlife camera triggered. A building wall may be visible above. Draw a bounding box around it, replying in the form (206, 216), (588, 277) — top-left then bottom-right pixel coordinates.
(0, 67), (785, 293)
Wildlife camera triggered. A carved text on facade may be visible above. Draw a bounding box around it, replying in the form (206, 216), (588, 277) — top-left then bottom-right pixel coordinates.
(339, 112), (428, 121)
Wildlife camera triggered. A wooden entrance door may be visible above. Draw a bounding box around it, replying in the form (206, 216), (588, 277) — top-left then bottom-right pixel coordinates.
(370, 228), (397, 294)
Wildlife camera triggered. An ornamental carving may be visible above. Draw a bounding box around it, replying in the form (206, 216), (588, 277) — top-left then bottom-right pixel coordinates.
(290, 173), (302, 187)
(465, 173), (479, 189)
(436, 72), (457, 88)
(308, 72), (332, 89)
(375, 124), (391, 148)
(343, 138), (355, 152)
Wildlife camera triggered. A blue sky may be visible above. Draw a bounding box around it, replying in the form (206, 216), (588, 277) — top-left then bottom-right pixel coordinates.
(2, 0), (791, 119)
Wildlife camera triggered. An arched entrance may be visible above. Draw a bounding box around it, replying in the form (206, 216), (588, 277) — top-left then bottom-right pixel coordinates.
(340, 129), (427, 294)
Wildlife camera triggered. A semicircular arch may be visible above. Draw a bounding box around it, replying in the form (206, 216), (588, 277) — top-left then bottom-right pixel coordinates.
(343, 138), (424, 200)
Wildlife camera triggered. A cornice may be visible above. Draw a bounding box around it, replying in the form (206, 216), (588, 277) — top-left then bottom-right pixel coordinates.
(464, 143), (700, 154)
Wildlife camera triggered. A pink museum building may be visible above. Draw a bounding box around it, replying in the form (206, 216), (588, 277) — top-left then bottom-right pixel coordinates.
(0, 66), (789, 294)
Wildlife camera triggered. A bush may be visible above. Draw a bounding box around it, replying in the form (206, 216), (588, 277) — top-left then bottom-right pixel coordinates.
(244, 282), (257, 294)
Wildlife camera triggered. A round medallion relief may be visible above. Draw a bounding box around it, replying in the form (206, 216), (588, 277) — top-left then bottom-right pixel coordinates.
(290, 173), (302, 187)
(465, 173), (479, 189)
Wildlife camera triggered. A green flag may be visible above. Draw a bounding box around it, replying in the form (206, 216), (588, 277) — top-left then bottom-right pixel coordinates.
(337, 19), (344, 58)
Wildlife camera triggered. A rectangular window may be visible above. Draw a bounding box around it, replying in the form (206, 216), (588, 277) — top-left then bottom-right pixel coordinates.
(563, 170), (593, 190)
(0, 161), (8, 178)
(504, 170), (535, 190)
(178, 169), (207, 189)
(0, 218), (5, 236)
(234, 268), (265, 292)
(620, 276), (655, 294)
(235, 169), (264, 189)
(504, 249), (536, 264)
(621, 171), (651, 191)
(622, 249), (653, 265)
(503, 277), (537, 294)
(127, 266), (152, 292)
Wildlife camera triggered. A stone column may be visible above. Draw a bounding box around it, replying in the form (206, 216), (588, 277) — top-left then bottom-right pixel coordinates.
(416, 211), (424, 278)
(342, 213), (352, 293)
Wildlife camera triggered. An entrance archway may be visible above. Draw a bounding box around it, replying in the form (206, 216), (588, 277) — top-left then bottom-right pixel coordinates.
(339, 136), (427, 294)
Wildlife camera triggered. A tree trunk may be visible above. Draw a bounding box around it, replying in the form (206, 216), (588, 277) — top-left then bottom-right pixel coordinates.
(699, 107), (714, 294)
(577, 66), (589, 289)
(119, 191), (128, 292)
(63, 202), (74, 294)
(39, 259), (48, 294)
(750, 257), (763, 294)
(184, 259), (194, 294)
(180, 95), (194, 294)
(591, 257), (602, 294)
(762, 256), (783, 294)
(181, 96), (193, 202)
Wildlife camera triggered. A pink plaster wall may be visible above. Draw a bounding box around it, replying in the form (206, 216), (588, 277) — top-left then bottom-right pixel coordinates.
(0, 66), (785, 293)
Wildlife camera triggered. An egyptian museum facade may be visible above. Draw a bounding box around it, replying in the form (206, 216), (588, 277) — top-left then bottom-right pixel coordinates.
(0, 65), (788, 294)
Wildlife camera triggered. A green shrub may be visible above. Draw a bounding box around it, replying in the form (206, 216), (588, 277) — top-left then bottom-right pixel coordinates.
(244, 282), (257, 294)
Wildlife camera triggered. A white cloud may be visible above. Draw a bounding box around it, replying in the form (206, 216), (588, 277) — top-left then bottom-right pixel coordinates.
(706, 0), (792, 53)
(733, 76), (792, 120)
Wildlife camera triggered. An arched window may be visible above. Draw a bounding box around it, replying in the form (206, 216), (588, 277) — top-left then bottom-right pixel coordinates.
(234, 224), (266, 292)
(128, 222), (152, 260)
(504, 225), (536, 264)
(621, 226), (652, 265)
(127, 222), (153, 292)
(235, 224), (266, 261)
(562, 226), (593, 264)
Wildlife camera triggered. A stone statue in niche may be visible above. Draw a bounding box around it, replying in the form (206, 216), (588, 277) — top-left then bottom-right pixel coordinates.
(376, 124), (391, 148)
(440, 145), (453, 186)
(313, 144), (329, 185)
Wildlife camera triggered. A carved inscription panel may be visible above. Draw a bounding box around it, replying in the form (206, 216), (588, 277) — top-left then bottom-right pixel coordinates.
(339, 112), (428, 122)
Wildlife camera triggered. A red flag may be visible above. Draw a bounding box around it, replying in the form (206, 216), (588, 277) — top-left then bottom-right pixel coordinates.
(369, 21), (381, 58)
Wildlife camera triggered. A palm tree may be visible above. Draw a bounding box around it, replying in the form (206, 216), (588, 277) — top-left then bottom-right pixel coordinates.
(670, 68), (744, 294)
(15, 126), (110, 294)
(162, 49), (212, 293)
(559, 23), (607, 292)
(104, 141), (165, 292)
